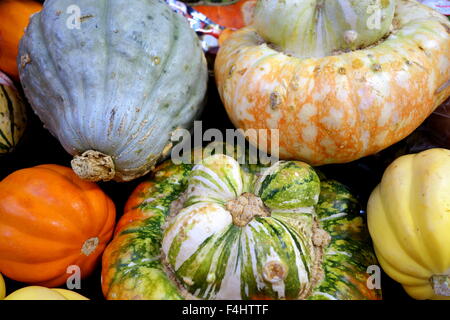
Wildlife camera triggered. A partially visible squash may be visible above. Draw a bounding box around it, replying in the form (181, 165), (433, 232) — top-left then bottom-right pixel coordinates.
(52, 288), (89, 300)
(0, 273), (5, 299)
(0, 0), (42, 79)
(0, 71), (27, 154)
(192, 0), (256, 29)
(0, 164), (116, 287)
(4, 286), (66, 300)
(3, 286), (89, 300)
(368, 148), (450, 300)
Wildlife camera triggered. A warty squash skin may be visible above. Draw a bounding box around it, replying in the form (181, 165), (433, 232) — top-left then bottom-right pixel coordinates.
(18, 0), (208, 182)
(102, 152), (380, 300)
(215, 0), (450, 165)
(0, 71), (27, 154)
(0, 164), (116, 287)
(368, 148), (450, 300)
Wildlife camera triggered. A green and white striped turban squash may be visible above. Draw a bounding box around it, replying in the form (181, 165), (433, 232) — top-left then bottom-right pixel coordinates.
(18, 0), (208, 182)
(101, 153), (381, 300)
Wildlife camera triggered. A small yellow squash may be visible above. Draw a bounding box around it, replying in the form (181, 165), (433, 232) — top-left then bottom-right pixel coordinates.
(0, 273), (5, 299)
(368, 148), (450, 300)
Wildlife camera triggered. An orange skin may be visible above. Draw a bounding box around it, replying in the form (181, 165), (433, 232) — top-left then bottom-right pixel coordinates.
(194, 0), (256, 29)
(215, 10), (450, 165)
(0, 164), (116, 287)
(0, 0), (42, 80)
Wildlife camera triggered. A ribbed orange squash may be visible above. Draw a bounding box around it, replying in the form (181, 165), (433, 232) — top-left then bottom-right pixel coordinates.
(0, 0), (42, 79)
(0, 164), (116, 287)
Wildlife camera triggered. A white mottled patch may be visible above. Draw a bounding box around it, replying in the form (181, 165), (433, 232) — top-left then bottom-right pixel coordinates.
(336, 83), (349, 102)
(302, 125), (317, 143)
(395, 71), (411, 89)
(320, 107), (344, 130)
(438, 55), (450, 76)
(360, 130), (370, 153)
(320, 137), (337, 153)
(313, 84), (331, 101)
(374, 131), (388, 147)
(423, 39), (439, 50)
(357, 88), (374, 112)
(298, 103), (317, 122)
(377, 102), (394, 127)
(237, 98), (256, 122)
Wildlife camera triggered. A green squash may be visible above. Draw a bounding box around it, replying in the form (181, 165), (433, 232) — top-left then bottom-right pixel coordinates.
(18, 0), (207, 182)
(102, 152), (381, 300)
(0, 71), (27, 154)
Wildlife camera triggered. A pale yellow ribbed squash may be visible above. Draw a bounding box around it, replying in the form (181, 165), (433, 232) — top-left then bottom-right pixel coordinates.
(3, 286), (89, 300)
(51, 288), (89, 300)
(368, 148), (450, 300)
(0, 273), (5, 299)
(4, 286), (67, 300)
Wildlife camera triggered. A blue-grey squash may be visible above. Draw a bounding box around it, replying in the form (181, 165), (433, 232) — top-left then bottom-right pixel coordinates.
(18, 0), (208, 181)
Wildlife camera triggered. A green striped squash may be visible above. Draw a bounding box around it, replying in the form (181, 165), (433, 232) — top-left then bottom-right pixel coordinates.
(0, 72), (27, 154)
(102, 153), (381, 300)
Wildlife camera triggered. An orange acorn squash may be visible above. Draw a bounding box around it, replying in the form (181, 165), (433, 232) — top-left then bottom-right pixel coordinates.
(0, 0), (42, 80)
(0, 164), (116, 287)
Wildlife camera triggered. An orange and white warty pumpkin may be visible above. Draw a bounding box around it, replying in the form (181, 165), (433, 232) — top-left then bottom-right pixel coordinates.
(215, 0), (450, 165)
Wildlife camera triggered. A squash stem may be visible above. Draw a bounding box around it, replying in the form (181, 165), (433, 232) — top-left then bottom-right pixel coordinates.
(71, 150), (115, 182)
(431, 275), (450, 296)
(225, 192), (270, 227)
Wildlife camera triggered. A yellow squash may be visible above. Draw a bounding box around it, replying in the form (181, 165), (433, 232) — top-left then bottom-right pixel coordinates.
(2, 284), (89, 300)
(368, 148), (450, 300)
(0, 273), (5, 299)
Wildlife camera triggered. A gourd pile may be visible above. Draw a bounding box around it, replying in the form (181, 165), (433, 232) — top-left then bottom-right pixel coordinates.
(0, 0), (449, 300)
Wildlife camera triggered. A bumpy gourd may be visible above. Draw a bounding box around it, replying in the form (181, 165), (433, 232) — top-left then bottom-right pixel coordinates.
(215, 0), (450, 165)
(102, 153), (380, 300)
(18, 0), (208, 181)
(368, 148), (450, 300)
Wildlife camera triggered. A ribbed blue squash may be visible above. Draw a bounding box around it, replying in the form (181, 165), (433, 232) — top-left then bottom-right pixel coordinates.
(18, 0), (208, 181)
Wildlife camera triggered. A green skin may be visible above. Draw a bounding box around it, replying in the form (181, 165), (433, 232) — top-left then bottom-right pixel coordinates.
(102, 157), (381, 300)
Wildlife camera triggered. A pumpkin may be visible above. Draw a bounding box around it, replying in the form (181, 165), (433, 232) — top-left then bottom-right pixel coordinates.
(4, 286), (89, 300)
(102, 152), (380, 300)
(367, 148), (450, 300)
(192, 0), (256, 29)
(215, 0), (450, 165)
(18, 0), (208, 182)
(0, 0), (42, 80)
(0, 71), (27, 154)
(0, 164), (116, 287)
